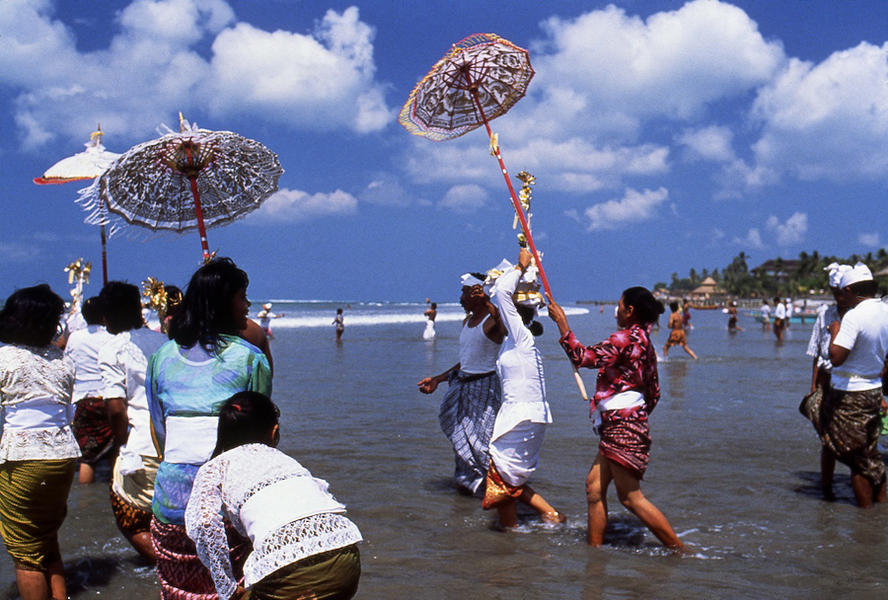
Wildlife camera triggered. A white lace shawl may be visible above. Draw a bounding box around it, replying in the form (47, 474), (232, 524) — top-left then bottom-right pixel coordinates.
(185, 444), (362, 599)
(0, 344), (80, 462)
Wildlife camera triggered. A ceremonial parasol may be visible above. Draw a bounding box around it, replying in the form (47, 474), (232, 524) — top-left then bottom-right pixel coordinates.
(34, 127), (120, 284)
(79, 115), (283, 261)
(400, 34), (588, 400)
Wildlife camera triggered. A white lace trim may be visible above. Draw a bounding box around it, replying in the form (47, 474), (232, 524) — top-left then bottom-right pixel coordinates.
(0, 345), (75, 407)
(244, 513), (362, 586)
(0, 426), (81, 462)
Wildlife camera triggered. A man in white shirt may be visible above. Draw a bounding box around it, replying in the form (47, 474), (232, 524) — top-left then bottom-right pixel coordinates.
(827, 263), (888, 507)
(760, 300), (771, 331)
(64, 296), (116, 483)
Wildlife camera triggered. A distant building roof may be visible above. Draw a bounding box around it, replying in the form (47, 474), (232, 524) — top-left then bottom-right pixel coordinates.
(752, 259), (802, 279)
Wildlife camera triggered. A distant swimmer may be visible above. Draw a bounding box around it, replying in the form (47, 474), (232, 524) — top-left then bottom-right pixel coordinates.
(727, 301), (742, 333)
(663, 301), (697, 360)
(333, 308), (345, 340)
(423, 302), (437, 340)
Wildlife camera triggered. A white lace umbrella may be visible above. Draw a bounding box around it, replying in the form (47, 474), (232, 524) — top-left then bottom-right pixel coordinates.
(79, 116), (283, 261)
(34, 127), (120, 284)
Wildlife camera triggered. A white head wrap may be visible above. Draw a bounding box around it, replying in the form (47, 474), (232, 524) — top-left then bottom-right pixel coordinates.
(839, 262), (873, 288)
(824, 263), (852, 288)
(484, 259), (545, 308)
(460, 273), (486, 289)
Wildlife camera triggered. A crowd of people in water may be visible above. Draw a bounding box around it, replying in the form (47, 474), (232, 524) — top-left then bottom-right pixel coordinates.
(1, 253), (887, 599)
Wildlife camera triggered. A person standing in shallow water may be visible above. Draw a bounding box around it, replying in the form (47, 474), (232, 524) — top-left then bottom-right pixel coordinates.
(825, 263), (888, 507)
(417, 272), (505, 496)
(333, 308), (345, 340)
(422, 302), (437, 340)
(773, 296), (787, 342)
(803, 263), (851, 501)
(548, 287), (684, 549)
(0, 284), (80, 600)
(146, 258), (272, 599)
(483, 250), (563, 527)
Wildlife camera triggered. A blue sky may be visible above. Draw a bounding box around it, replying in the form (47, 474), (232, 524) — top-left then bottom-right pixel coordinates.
(1, 0), (886, 302)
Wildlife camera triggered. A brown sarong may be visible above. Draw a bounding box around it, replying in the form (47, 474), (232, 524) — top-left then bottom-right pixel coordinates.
(0, 458), (76, 570)
(245, 544), (361, 600)
(818, 386), (885, 486)
(72, 397), (114, 464)
(110, 486), (152, 539)
(482, 461), (523, 509)
(151, 517), (250, 600)
(598, 407), (651, 479)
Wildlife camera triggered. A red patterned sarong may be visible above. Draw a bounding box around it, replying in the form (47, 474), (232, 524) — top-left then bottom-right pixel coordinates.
(151, 517), (249, 600)
(72, 397), (114, 464)
(481, 461), (524, 509)
(599, 407), (651, 479)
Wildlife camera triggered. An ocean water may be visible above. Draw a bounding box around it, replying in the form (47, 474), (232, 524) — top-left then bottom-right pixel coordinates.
(3, 303), (888, 599)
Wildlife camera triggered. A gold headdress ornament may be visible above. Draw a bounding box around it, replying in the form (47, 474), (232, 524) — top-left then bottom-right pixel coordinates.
(142, 277), (168, 314)
(64, 258), (91, 285)
(513, 171), (535, 244)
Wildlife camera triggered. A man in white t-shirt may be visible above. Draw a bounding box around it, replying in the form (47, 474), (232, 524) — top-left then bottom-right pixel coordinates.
(826, 263), (888, 507)
(760, 300), (771, 331)
(98, 282), (167, 561)
(784, 298), (793, 329)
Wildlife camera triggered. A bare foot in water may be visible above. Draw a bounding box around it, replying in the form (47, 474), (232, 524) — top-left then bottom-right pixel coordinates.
(542, 511), (567, 525)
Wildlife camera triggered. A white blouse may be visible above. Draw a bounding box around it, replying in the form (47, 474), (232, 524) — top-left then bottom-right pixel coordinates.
(490, 267), (552, 441)
(0, 344), (80, 463)
(185, 444), (362, 600)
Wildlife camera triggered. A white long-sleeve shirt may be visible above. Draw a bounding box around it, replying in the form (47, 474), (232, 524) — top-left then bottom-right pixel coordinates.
(185, 443), (362, 600)
(490, 266), (552, 441)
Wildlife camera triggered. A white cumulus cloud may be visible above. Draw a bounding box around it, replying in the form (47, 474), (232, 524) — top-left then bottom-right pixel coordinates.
(531, 0), (783, 134)
(440, 184), (489, 213)
(576, 187), (668, 231)
(750, 42), (888, 181)
(678, 125), (735, 162)
(208, 7), (390, 132)
(0, 1), (391, 149)
(733, 228), (764, 249)
(251, 188), (357, 222)
(765, 212), (807, 246)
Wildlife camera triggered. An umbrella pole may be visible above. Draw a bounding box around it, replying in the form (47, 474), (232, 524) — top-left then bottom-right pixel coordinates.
(100, 224), (108, 286)
(188, 176), (211, 261)
(467, 92), (551, 297)
(468, 90), (589, 402)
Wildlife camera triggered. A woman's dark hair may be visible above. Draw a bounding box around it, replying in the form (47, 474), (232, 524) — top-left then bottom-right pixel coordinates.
(99, 282), (143, 334)
(669, 300), (679, 312)
(0, 284), (65, 346)
(212, 391), (280, 457)
(517, 304), (543, 336)
(168, 257), (249, 352)
(621, 286), (665, 325)
(430, 302), (437, 309)
(81, 296), (105, 326)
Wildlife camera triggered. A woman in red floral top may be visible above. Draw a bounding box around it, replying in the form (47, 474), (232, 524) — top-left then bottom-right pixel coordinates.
(548, 287), (683, 549)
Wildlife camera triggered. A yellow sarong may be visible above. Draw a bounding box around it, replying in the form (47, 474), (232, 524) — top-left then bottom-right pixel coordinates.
(0, 459), (76, 570)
